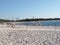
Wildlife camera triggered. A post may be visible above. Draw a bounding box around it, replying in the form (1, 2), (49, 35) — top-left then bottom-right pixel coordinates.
(26, 21), (27, 30)
(55, 21), (56, 31)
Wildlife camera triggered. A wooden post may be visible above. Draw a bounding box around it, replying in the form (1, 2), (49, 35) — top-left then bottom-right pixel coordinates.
(55, 21), (56, 31)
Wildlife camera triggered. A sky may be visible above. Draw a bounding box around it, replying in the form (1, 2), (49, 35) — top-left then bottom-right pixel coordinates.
(0, 0), (60, 19)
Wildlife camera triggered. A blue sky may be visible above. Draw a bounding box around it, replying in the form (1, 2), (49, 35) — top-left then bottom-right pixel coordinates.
(0, 0), (60, 19)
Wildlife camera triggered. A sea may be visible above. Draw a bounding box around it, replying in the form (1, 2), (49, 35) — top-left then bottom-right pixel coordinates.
(16, 20), (60, 26)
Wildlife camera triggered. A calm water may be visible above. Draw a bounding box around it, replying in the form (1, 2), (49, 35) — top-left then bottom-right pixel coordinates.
(16, 20), (60, 26)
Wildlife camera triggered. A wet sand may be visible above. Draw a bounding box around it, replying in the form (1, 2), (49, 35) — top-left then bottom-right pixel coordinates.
(0, 24), (60, 31)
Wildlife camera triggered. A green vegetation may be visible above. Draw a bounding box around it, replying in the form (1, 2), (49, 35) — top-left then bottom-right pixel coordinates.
(0, 19), (12, 22)
(16, 18), (60, 22)
(0, 18), (60, 22)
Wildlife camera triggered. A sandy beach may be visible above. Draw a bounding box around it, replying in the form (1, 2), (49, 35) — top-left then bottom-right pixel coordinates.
(0, 23), (60, 45)
(0, 23), (60, 31)
(0, 30), (60, 45)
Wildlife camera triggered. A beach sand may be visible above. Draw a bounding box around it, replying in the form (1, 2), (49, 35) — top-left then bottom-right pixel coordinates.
(0, 23), (60, 45)
(0, 30), (60, 45)
(0, 24), (60, 31)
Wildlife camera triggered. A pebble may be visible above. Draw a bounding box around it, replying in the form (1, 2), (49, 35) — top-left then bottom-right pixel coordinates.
(0, 30), (60, 45)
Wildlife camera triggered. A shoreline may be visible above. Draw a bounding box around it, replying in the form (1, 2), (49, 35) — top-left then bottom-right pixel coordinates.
(0, 24), (60, 31)
(0, 23), (60, 45)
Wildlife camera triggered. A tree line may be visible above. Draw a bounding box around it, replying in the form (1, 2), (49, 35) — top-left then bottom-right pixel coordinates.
(16, 18), (60, 22)
(0, 18), (60, 22)
(0, 19), (12, 22)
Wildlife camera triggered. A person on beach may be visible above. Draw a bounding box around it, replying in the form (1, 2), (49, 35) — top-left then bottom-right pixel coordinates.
(11, 23), (14, 28)
(6, 23), (14, 28)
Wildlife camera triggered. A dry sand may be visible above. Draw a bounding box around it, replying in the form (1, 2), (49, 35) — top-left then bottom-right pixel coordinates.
(0, 23), (60, 45)
(0, 30), (60, 45)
